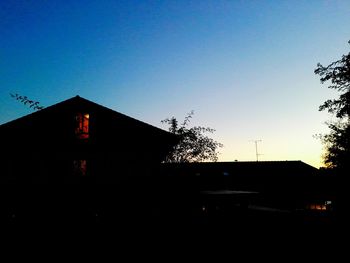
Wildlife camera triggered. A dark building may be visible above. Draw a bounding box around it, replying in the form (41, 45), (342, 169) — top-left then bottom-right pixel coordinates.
(0, 96), (180, 223)
(160, 160), (319, 191)
(0, 95), (178, 184)
(159, 161), (334, 215)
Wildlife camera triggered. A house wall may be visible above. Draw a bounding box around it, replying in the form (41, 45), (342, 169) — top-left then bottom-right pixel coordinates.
(0, 98), (176, 184)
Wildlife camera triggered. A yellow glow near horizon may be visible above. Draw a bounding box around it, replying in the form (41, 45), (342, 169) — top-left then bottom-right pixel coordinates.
(217, 136), (324, 169)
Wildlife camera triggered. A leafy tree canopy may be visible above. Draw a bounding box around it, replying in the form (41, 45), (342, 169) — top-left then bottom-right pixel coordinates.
(315, 40), (350, 170)
(161, 111), (223, 163)
(10, 93), (44, 111)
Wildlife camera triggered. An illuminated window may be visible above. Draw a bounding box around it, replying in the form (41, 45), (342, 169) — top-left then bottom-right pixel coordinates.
(307, 203), (328, 211)
(75, 113), (89, 139)
(74, 160), (87, 176)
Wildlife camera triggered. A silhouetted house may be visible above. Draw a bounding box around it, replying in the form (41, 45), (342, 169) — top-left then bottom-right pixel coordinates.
(160, 161), (323, 211)
(161, 161), (318, 190)
(0, 96), (178, 184)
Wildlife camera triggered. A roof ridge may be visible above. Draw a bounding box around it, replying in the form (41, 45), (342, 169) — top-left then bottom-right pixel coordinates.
(0, 95), (173, 135)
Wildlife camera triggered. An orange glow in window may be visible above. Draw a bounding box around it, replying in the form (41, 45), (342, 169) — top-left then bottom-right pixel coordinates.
(75, 113), (89, 139)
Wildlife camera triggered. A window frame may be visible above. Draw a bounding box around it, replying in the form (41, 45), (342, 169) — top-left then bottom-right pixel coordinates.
(75, 113), (90, 139)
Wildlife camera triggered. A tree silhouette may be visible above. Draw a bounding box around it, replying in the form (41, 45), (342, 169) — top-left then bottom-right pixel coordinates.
(10, 93), (44, 111)
(161, 111), (223, 163)
(315, 40), (350, 170)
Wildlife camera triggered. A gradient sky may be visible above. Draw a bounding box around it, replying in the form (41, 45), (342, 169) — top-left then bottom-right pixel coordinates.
(1, 0), (350, 168)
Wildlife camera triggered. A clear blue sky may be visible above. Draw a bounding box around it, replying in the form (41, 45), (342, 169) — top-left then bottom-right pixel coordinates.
(1, 0), (350, 168)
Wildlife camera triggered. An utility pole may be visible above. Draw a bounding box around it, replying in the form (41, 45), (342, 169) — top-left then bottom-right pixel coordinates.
(250, 140), (262, 162)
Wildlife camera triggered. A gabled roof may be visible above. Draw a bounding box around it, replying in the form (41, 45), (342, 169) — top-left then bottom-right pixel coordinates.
(0, 95), (173, 136)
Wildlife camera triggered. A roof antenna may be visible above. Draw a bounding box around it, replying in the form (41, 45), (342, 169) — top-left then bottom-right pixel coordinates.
(250, 140), (262, 162)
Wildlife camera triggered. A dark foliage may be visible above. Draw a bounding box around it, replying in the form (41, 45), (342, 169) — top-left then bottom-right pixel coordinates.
(161, 111), (223, 163)
(315, 40), (350, 170)
(10, 93), (44, 111)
